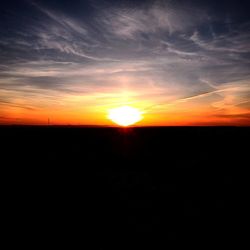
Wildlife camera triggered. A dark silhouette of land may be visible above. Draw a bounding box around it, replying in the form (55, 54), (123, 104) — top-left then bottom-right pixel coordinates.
(1, 126), (248, 247)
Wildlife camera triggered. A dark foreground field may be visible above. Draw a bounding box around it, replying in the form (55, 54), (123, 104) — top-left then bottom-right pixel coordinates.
(1, 126), (248, 247)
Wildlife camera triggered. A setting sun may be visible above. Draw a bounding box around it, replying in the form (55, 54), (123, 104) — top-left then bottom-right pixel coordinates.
(108, 106), (143, 126)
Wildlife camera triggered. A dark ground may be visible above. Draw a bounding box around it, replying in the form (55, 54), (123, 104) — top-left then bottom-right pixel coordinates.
(1, 126), (248, 248)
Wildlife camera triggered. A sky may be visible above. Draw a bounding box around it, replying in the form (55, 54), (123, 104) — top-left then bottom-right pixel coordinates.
(0, 0), (250, 125)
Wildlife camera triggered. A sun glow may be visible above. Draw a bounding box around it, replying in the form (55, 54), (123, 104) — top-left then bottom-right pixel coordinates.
(108, 106), (143, 126)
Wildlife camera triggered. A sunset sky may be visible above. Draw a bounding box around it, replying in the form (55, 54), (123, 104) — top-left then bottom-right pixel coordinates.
(0, 0), (250, 125)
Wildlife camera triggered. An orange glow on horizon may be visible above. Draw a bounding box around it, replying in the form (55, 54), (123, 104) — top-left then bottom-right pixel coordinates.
(0, 87), (249, 126)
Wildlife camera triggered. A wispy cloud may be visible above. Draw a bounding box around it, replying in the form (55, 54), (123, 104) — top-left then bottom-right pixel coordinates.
(190, 26), (250, 54)
(100, 2), (208, 40)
